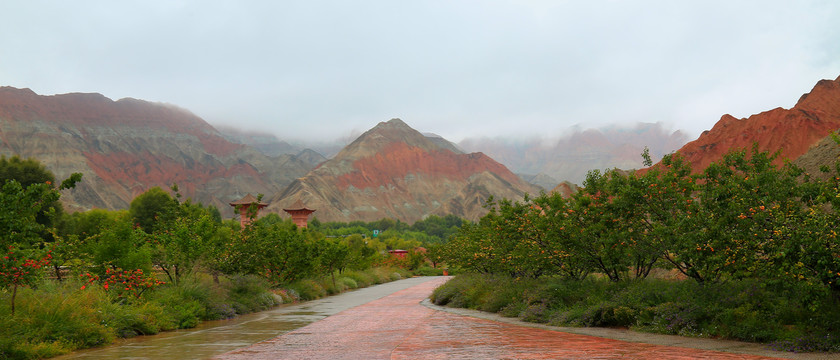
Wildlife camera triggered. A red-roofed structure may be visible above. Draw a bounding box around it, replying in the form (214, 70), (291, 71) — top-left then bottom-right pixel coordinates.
(283, 199), (315, 228)
(229, 193), (267, 228)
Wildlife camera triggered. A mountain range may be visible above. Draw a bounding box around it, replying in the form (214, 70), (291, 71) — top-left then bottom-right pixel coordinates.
(0, 87), (311, 216)
(266, 119), (541, 222)
(1, 74), (839, 223)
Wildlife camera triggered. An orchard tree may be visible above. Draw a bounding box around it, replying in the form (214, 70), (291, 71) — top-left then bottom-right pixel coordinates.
(151, 209), (218, 284)
(316, 237), (349, 288)
(669, 146), (803, 283)
(129, 187), (177, 233)
(0, 156), (80, 235)
(224, 215), (316, 285)
(0, 167), (80, 313)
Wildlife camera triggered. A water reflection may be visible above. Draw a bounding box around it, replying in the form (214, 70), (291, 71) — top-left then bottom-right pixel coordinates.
(54, 277), (440, 360)
(55, 303), (325, 359)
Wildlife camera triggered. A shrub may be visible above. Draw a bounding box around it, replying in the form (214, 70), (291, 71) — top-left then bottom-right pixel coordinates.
(102, 300), (174, 337)
(435, 273), (840, 350)
(338, 277), (358, 289)
(224, 274), (278, 314)
(288, 279), (327, 301)
(343, 270), (374, 288)
(416, 266), (444, 276)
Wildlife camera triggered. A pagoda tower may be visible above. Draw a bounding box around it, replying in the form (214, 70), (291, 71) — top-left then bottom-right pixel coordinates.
(229, 193), (268, 228)
(283, 199), (316, 228)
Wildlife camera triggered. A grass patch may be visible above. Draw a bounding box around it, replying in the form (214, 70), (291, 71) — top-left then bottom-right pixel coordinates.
(0, 267), (416, 359)
(432, 273), (840, 352)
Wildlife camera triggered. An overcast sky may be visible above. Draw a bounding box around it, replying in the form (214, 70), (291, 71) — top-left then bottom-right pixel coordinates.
(2, 1), (839, 142)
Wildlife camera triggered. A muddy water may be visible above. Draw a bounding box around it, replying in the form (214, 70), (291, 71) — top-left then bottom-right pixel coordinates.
(55, 277), (442, 360)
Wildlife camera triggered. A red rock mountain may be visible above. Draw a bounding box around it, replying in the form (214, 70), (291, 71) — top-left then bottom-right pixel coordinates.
(0, 87), (312, 215)
(673, 75), (840, 171)
(267, 119), (542, 223)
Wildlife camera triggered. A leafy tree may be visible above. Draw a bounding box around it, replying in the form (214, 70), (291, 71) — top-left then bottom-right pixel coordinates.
(670, 146), (803, 283)
(224, 217), (316, 285)
(129, 187), (177, 233)
(342, 234), (379, 270)
(88, 214), (153, 274)
(316, 238), (349, 287)
(151, 209), (218, 284)
(530, 192), (592, 280)
(612, 151), (697, 280)
(0, 166), (80, 313)
(0, 156), (81, 236)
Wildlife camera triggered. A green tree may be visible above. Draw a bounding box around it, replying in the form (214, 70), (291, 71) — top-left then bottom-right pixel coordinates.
(316, 238), (349, 287)
(671, 146), (803, 283)
(0, 168), (80, 313)
(88, 214), (153, 274)
(129, 187), (177, 233)
(530, 192), (592, 280)
(0, 156), (80, 236)
(151, 208), (218, 284)
(224, 217), (316, 285)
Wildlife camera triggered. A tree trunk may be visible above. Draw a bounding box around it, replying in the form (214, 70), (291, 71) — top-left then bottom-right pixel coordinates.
(11, 283), (18, 315)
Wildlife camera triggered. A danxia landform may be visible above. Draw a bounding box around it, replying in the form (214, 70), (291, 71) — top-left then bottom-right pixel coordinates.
(267, 119), (542, 223)
(0, 87), (311, 215)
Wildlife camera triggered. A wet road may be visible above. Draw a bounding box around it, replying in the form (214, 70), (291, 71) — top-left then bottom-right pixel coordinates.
(215, 277), (811, 360)
(58, 276), (837, 360)
(55, 277), (438, 360)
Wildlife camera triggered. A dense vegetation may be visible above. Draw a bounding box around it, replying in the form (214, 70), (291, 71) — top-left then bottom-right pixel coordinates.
(434, 143), (840, 352)
(0, 156), (452, 359)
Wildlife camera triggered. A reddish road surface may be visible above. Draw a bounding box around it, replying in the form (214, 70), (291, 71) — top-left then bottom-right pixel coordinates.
(214, 277), (815, 360)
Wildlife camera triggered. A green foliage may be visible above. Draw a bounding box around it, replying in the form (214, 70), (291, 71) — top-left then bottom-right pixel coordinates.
(444, 144), (840, 294)
(287, 279), (327, 301)
(434, 273), (840, 349)
(0, 279), (115, 358)
(222, 274), (278, 314)
(0, 165), (80, 314)
(224, 217), (316, 285)
(129, 187), (177, 233)
(0, 155), (79, 231)
(151, 201), (220, 284)
(88, 213), (153, 274)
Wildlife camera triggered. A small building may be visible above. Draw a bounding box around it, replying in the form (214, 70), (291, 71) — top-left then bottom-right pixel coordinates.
(388, 249), (409, 258)
(229, 193), (268, 229)
(283, 199), (315, 228)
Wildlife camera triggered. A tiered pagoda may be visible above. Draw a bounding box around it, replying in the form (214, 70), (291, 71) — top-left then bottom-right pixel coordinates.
(283, 199), (316, 228)
(229, 193), (268, 228)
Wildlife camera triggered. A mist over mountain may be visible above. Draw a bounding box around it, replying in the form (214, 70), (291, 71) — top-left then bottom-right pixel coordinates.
(0, 86), (313, 216)
(3, 74), (838, 224)
(459, 123), (689, 186)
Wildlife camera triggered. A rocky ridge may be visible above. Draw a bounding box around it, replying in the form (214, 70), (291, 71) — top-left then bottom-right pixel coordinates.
(0, 86), (312, 215)
(267, 119), (541, 223)
(672, 75), (840, 172)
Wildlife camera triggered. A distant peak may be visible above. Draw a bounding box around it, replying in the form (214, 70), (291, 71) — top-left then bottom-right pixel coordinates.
(373, 118), (410, 130)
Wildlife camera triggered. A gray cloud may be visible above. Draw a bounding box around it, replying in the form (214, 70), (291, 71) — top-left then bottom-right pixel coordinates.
(1, 1), (838, 142)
